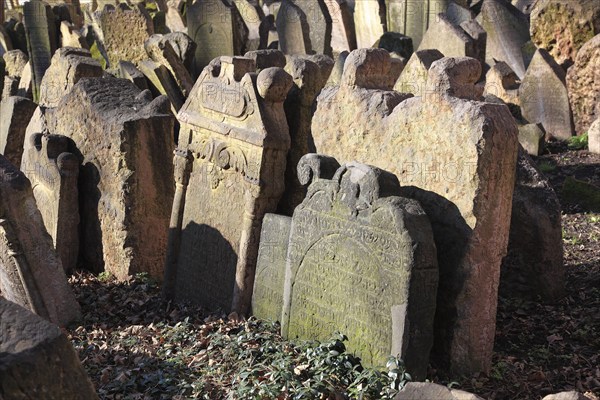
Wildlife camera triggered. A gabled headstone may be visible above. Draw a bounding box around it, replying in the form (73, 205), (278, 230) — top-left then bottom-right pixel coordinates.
(187, 0), (247, 76)
(418, 13), (486, 70)
(566, 33), (600, 135)
(0, 298), (98, 399)
(163, 57), (292, 314)
(393, 48), (443, 95)
(312, 49), (519, 374)
(476, 0), (530, 79)
(44, 77), (175, 280)
(0, 96), (36, 166)
(39, 47), (103, 108)
(21, 133), (80, 273)
(520, 48), (574, 140)
(279, 154), (438, 378)
(353, 0), (385, 49)
(386, 0), (450, 48)
(0, 155), (80, 326)
(23, 0), (58, 102)
(530, 0), (600, 68)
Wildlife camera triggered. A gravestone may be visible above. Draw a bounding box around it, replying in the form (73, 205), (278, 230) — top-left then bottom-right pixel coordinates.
(276, 0), (309, 55)
(500, 149), (564, 302)
(3, 50), (28, 79)
(324, 0), (356, 54)
(60, 20), (88, 48)
(0, 96), (36, 166)
(280, 154), (438, 379)
(312, 49), (519, 374)
(589, 119), (600, 154)
(44, 77), (175, 280)
(517, 123), (545, 156)
(377, 32), (413, 61)
(233, 0), (265, 52)
(187, 0), (247, 77)
(353, 0), (385, 49)
(0, 155), (80, 327)
(520, 48), (574, 140)
(530, 0), (600, 68)
(165, 0), (186, 33)
(251, 213), (291, 322)
(23, 0), (58, 102)
(244, 48), (287, 71)
(418, 13), (486, 70)
(163, 57), (292, 314)
(94, 4), (154, 68)
(117, 60), (149, 90)
(39, 47), (103, 108)
(395, 382), (484, 400)
(17, 61), (33, 99)
(393, 49), (443, 95)
(484, 61), (519, 106)
(278, 55), (333, 215)
(477, 0), (530, 79)
(292, 0), (333, 55)
(138, 59), (185, 112)
(144, 34), (194, 96)
(0, 298), (98, 399)
(566, 34), (600, 135)
(386, 0), (450, 48)
(21, 133), (80, 274)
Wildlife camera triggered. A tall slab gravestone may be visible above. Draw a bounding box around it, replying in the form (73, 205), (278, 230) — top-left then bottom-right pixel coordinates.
(163, 57), (293, 314)
(386, 0), (450, 48)
(279, 154), (438, 379)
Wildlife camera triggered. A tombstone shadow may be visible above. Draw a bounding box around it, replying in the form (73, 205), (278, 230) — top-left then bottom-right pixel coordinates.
(171, 221), (238, 313)
(397, 185), (472, 370)
(77, 161), (104, 274)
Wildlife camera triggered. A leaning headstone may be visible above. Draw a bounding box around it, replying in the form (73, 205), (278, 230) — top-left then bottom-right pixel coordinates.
(0, 155), (80, 326)
(520, 48), (574, 140)
(155, 31), (197, 71)
(23, 0), (58, 102)
(94, 4), (154, 68)
(117, 60), (149, 90)
(60, 20), (88, 48)
(187, 0), (247, 76)
(163, 57), (292, 314)
(280, 155), (438, 378)
(324, 0), (356, 54)
(138, 58), (185, 112)
(386, 0), (450, 48)
(353, 0), (385, 49)
(393, 49), (444, 95)
(16, 60), (33, 99)
(589, 118), (600, 154)
(251, 213), (291, 322)
(566, 34), (600, 135)
(500, 149), (564, 302)
(39, 47), (103, 108)
(144, 34), (194, 97)
(0, 298), (98, 399)
(233, 0), (265, 52)
(44, 77), (175, 280)
(21, 133), (80, 274)
(477, 0), (530, 79)
(418, 13), (486, 70)
(530, 0), (600, 68)
(0, 96), (37, 166)
(313, 50), (519, 374)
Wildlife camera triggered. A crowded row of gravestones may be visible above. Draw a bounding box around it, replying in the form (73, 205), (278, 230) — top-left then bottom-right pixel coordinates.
(1, 0), (599, 384)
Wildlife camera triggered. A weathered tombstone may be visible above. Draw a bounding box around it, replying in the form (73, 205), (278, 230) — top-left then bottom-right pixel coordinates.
(117, 60), (150, 90)
(418, 13), (486, 70)
(244, 48), (287, 71)
(589, 119), (600, 154)
(187, 0), (247, 77)
(155, 31), (197, 71)
(0, 25), (13, 57)
(517, 123), (545, 156)
(0, 155), (80, 326)
(476, 0), (530, 79)
(500, 148), (564, 302)
(44, 77), (175, 280)
(165, 0), (186, 33)
(312, 49), (519, 374)
(520, 48), (574, 140)
(163, 57), (292, 314)
(233, 0), (265, 52)
(251, 213), (291, 321)
(276, 0), (309, 55)
(446, 0), (474, 25)
(138, 58), (185, 112)
(23, 0), (58, 102)
(530, 0), (600, 68)
(277, 55), (332, 215)
(60, 20), (88, 48)
(483, 61), (519, 106)
(386, 0), (450, 48)
(3, 49), (28, 79)
(39, 47), (103, 108)
(353, 0), (385, 49)
(144, 34), (194, 96)
(291, 0), (333, 55)
(16, 60), (33, 98)
(94, 4), (154, 68)
(0, 298), (97, 399)
(0, 96), (36, 166)
(395, 382), (484, 400)
(393, 48), (443, 95)
(324, 0), (356, 54)
(21, 133), (80, 274)
(279, 155), (438, 379)
(566, 34), (600, 135)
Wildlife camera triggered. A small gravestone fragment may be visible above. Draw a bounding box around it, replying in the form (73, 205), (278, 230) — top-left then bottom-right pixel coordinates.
(0, 298), (98, 399)
(281, 154), (438, 379)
